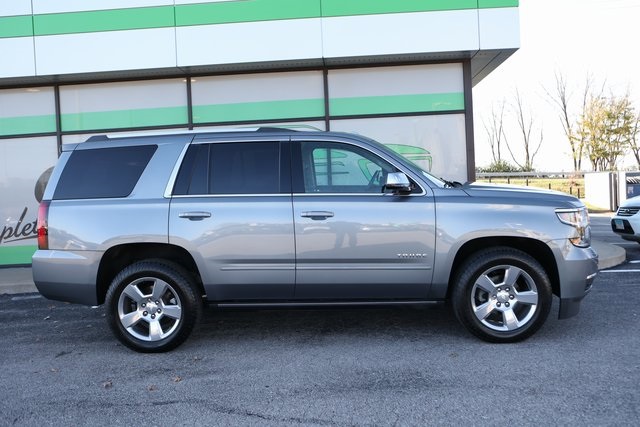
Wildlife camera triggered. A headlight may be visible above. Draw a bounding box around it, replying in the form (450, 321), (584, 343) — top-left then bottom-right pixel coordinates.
(556, 207), (591, 247)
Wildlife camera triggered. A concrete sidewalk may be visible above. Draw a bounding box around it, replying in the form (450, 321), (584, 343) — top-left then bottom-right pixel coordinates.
(0, 241), (626, 296)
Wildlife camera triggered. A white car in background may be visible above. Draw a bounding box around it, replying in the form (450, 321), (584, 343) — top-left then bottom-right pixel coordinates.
(612, 195), (640, 242)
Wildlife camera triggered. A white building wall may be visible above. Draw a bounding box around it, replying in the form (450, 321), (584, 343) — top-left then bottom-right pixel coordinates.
(0, 1), (520, 265)
(0, 38), (36, 78)
(0, 0), (32, 16)
(35, 28), (178, 75)
(478, 8), (520, 50)
(0, 1), (520, 80)
(176, 18), (323, 66)
(321, 10), (480, 59)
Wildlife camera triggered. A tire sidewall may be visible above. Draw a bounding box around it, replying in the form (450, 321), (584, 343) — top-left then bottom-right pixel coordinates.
(105, 261), (200, 352)
(453, 248), (552, 343)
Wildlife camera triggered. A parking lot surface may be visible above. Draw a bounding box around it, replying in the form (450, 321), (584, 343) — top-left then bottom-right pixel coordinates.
(0, 214), (638, 425)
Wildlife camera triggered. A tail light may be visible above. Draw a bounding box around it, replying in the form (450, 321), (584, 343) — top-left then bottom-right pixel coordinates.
(37, 200), (50, 250)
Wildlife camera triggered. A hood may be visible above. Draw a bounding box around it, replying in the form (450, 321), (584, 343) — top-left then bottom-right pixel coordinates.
(619, 194), (640, 208)
(462, 182), (583, 208)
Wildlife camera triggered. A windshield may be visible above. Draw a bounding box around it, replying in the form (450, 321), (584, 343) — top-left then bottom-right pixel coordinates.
(394, 154), (450, 187)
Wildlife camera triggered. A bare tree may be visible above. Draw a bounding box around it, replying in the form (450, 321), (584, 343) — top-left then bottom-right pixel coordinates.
(546, 72), (593, 171)
(504, 89), (543, 171)
(482, 100), (506, 163)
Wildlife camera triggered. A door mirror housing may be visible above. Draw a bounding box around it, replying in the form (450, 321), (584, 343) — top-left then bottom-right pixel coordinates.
(385, 172), (412, 193)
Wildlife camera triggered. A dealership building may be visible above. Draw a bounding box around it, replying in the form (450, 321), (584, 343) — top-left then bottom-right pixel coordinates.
(0, 0), (519, 265)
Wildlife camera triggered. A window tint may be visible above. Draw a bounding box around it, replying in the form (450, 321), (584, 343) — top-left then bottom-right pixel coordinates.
(173, 141), (281, 195)
(301, 142), (397, 193)
(172, 144), (208, 195)
(53, 145), (156, 200)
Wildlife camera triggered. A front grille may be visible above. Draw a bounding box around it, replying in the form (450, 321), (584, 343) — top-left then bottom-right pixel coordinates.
(616, 207), (640, 217)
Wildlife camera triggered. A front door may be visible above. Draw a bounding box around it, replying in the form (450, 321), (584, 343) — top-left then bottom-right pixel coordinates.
(292, 139), (436, 299)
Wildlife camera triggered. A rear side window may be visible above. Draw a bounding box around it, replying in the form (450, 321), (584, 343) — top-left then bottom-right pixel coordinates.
(173, 142), (281, 195)
(53, 145), (157, 200)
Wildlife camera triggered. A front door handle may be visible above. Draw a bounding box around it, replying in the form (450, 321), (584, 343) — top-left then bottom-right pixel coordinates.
(301, 211), (334, 220)
(179, 211), (212, 221)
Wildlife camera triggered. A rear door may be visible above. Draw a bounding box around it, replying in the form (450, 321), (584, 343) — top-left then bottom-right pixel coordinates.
(169, 137), (295, 301)
(291, 137), (436, 299)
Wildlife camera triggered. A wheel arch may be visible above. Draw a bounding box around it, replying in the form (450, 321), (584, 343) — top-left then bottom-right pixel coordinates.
(96, 243), (204, 305)
(446, 237), (560, 299)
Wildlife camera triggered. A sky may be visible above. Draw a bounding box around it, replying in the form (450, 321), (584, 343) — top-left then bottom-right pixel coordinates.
(472, 0), (640, 172)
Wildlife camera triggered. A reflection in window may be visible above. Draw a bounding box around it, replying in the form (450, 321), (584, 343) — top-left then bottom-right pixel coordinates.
(302, 142), (395, 194)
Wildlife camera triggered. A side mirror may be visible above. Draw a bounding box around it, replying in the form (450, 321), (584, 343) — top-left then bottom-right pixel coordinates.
(384, 172), (412, 193)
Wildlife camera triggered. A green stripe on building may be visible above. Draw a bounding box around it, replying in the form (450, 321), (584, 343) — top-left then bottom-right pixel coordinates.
(321, 0), (477, 17)
(193, 98), (325, 123)
(176, 0), (321, 27)
(0, 245), (37, 266)
(33, 6), (175, 36)
(478, 1), (519, 8)
(1, 0), (519, 38)
(0, 15), (34, 38)
(329, 93), (464, 116)
(61, 106), (188, 132)
(0, 115), (56, 136)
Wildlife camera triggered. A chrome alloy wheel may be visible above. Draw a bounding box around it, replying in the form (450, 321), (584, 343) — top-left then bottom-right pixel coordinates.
(470, 265), (539, 332)
(117, 277), (183, 342)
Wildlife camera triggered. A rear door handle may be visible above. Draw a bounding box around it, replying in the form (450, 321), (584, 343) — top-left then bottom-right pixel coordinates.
(301, 211), (334, 220)
(179, 211), (212, 220)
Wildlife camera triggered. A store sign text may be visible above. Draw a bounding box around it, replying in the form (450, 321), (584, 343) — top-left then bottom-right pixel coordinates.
(0, 207), (37, 245)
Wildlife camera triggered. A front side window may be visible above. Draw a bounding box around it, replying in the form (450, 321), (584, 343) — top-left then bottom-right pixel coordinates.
(173, 141), (281, 195)
(301, 142), (397, 194)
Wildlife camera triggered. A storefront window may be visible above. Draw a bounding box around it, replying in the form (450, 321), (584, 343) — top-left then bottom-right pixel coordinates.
(59, 79), (188, 132)
(0, 87), (56, 136)
(0, 136), (58, 265)
(191, 71), (325, 124)
(330, 115), (467, 183)
(328, 64), (464, 117)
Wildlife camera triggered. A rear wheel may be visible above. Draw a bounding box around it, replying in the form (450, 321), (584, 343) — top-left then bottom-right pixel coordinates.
(451, 247), (552, 343)
(105, 260), (201, 352)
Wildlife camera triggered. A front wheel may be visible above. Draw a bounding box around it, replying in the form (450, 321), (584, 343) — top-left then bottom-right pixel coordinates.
(451, 247), (552, 343)
(105, 261), (201, 352)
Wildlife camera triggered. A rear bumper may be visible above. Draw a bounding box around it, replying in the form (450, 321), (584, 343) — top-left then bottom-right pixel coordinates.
(32, 250), (102, 306)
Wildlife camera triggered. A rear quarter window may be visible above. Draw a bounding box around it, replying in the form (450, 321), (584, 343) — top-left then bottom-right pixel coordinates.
(53, 145), (157, 200)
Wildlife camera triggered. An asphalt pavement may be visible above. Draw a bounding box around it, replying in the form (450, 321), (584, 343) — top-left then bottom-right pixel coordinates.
(1, 254), (638, 425)
(0, 213), (637, 425)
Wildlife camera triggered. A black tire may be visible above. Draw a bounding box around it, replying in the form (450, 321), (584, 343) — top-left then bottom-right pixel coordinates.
(451, 247), (552, 343)
(105, 260), (202, 352)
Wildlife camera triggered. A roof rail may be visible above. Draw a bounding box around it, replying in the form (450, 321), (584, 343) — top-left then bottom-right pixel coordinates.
(256, 126), (302, 133)
(81, 124), (324, 142)
(85, 135), (110, 142)
(254, 125), (324, 132)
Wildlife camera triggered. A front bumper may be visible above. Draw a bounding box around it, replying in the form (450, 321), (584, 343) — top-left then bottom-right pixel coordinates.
(555, 243), (598, 320)
(611, 217), (640, 241)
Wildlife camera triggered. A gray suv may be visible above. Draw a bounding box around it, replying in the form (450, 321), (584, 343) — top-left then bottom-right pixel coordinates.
(33, 129), (598, 352)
